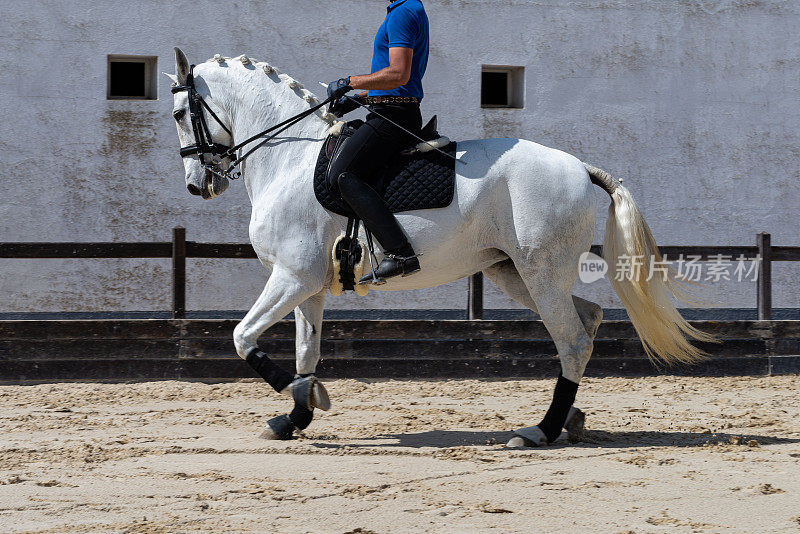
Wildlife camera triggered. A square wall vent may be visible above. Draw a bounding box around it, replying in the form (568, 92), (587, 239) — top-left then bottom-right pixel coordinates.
(107, 55), (157, 100)
(481, 65), (524, 109)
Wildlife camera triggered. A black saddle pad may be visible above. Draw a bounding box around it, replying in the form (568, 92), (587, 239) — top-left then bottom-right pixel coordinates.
(313, 135), (457, 218)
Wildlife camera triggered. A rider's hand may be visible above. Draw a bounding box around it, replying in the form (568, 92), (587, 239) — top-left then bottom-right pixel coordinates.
(327, 77), (353, 101)
(329, 95), (360, 117)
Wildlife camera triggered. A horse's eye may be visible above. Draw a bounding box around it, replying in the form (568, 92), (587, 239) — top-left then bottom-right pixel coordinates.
(173, 109), (185, 121)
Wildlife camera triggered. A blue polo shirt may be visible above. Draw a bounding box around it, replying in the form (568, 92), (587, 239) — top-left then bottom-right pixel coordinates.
(368, 0), (429, 99)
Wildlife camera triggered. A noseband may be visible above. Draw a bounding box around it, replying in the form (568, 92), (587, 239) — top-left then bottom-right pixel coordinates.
(171, 64), (333, 181)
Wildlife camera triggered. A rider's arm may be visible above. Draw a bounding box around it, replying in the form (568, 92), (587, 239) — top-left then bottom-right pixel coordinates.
(349, 47), (413, 91)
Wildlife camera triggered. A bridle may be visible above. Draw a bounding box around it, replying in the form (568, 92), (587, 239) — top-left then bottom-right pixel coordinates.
(171, 64), (333, 181)
(171, 65), (234, 180)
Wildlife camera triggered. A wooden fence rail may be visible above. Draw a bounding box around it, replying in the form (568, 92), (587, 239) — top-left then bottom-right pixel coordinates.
(2, 229), (799, 321)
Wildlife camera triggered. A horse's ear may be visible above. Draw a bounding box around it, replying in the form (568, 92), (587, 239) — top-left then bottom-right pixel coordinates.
(163, 72), (178, 85)
(174, 47), (190, 84)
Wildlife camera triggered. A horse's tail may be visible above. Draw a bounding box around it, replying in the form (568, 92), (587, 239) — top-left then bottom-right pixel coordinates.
(584, 163), (717, 366)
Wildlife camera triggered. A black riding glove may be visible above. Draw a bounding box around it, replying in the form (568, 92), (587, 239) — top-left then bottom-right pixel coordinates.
(327, 77), (353, 101)
(329, 95), (361, 117)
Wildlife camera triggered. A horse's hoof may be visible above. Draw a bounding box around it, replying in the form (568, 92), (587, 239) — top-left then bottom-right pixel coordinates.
(261, 414), (295, 440)
(259, 427), (282, 440)
(506, 426), (548, 448)
(505, 436), (531, 448)
(284, 376), (331, 411)
(311, 380), (331, 411)
(564, 407), (585, 443)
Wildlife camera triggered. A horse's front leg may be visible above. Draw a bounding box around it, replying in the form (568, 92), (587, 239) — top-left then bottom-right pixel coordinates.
(232, 268), (328, 439)
(295, 290), (326, 376)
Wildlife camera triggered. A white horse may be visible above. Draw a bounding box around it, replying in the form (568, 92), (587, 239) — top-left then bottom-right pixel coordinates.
(168, 48), (713, 446)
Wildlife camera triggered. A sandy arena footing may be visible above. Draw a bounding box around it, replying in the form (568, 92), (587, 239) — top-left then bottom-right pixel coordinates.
(0, 376), (798, 533)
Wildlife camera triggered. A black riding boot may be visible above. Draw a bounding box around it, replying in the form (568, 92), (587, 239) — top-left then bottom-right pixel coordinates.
(363, 241), (420, 283)
(336, 172), (420, 283)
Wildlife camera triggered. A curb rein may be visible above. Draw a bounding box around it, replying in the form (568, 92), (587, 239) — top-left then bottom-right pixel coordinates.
(171, 64), (333, 180)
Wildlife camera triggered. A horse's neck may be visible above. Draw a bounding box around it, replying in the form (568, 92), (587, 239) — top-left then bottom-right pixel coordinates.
(215, 65), (330, 205)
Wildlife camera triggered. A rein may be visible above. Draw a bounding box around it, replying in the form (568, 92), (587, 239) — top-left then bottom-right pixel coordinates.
(172, 64), (333, 179)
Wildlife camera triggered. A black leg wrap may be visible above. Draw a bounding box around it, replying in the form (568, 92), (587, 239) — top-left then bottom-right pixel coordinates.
(266, 414), (295, 440)
(289, 403), (314, 430)
(537, 371), (579, 443)
(246, 348), (293, 393)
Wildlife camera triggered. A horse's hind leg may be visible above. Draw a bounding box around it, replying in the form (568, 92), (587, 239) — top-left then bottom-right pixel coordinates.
(484, 260), (594, 444)
(572, 295), (603, 340)
(483, 259), (539, 311)
(484, 259), (602, 338)
(496, 264), (594, 447)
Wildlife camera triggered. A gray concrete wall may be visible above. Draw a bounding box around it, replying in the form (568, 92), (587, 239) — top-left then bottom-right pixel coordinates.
(1, 0), (798, 313)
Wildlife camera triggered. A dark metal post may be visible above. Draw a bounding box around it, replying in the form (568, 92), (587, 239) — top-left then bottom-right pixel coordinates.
(172, 227), (186, 319)
(757, 232), (771, 321)
(468, 273), (484, 320)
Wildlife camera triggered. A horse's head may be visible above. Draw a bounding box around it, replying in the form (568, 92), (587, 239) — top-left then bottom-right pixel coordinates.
(166, 47), (233, 199)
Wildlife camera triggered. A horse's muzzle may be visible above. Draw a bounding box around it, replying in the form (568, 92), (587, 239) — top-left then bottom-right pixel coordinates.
(187, 169), (228, 199)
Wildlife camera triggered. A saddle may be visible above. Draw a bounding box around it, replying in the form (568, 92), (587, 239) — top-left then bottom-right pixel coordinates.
(314, 116), (457, 294)
(313, 116), (457, 218)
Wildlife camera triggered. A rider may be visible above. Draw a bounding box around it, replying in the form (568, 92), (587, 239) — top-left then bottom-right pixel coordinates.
(326, 0), (429, 283)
